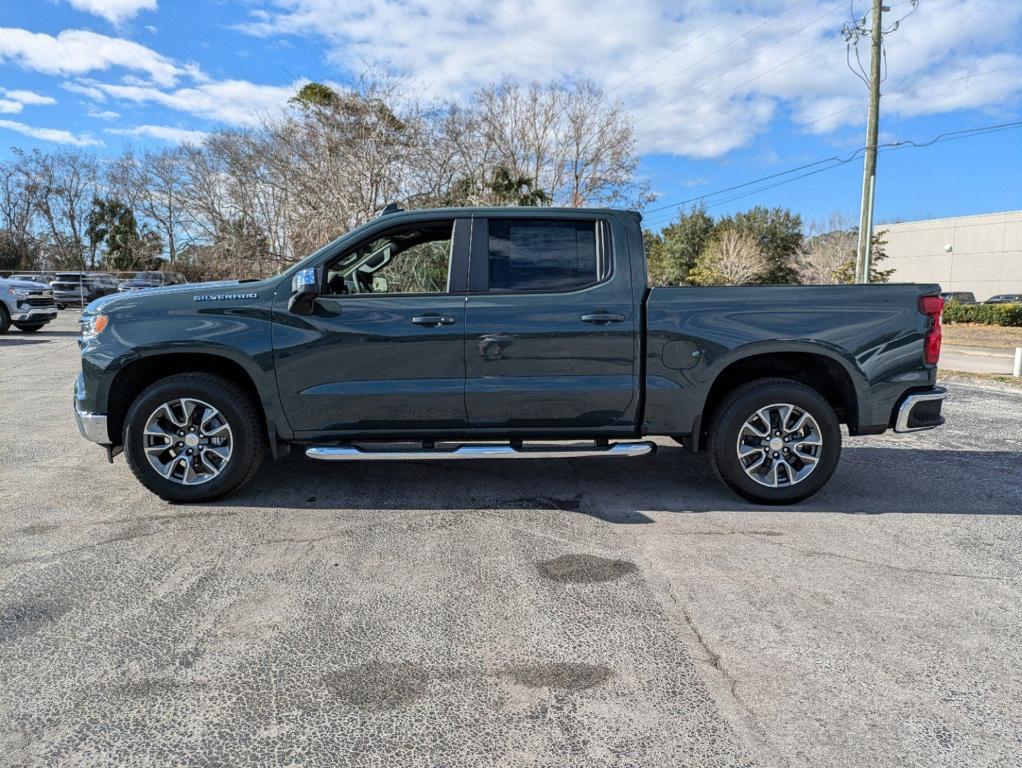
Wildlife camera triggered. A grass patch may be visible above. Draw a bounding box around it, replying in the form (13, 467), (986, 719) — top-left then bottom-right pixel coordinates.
(942, 323), (1022, 349)
(939, 370), (1022, 389)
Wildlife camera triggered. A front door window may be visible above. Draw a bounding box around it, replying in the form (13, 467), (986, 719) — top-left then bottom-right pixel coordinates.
(325, 221), (453, 296)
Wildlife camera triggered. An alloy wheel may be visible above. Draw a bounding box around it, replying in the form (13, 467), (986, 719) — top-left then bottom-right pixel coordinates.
(735, 402), (822, 488)
(142, 398), (233, 485)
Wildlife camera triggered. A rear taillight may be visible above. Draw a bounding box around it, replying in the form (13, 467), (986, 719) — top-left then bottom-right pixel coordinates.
(919, 295), (944, 364)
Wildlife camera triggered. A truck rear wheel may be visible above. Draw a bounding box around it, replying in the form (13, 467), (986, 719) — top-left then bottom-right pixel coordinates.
(123, 373), (266, 503)
(708, 378), (841, 505)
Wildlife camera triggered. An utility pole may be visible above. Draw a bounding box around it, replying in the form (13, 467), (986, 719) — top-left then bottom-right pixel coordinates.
(854, 0), (885, 284)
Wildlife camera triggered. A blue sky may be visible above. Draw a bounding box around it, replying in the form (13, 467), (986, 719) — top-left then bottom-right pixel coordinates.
(1, 0), (1020, 231)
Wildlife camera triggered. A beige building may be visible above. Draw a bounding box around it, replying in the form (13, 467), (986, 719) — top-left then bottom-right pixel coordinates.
(878, 210), (1022, 300)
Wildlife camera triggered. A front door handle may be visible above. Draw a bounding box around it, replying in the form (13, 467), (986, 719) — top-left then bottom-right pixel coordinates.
(580, 312), (625, 324)
(411, 314), (456, 326)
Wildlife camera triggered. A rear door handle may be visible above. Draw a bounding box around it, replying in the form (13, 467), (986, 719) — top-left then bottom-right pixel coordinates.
(411, 314), (456, 326)
(580, 312), (625, 324)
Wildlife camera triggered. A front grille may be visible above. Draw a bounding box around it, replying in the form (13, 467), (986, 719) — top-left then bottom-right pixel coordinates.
(24, 296), (55, 307)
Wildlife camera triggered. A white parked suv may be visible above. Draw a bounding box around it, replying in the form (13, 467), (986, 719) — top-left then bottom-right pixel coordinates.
(0, 276), (58, 333)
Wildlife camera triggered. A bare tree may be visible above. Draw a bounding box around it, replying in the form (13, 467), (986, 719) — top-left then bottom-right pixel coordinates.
(0, 154), (39, 242)
(0, 72), (647, 281)
(688, 227), (768, 286)
(21, 149), (101, 269)
(798, 213), (857, 284)
(472, 79), (647, 207)
(562, 80), (646, 207)
(109, 147), (192, 263)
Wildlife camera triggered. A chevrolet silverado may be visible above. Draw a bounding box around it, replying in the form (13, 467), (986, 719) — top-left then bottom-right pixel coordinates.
(74, 207), (947, 504)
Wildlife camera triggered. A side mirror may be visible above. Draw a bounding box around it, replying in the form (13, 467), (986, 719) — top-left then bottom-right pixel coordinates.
(288, 267), (320, 315)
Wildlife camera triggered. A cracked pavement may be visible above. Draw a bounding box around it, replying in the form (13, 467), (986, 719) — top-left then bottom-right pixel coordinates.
(1, 314), (1021, 767)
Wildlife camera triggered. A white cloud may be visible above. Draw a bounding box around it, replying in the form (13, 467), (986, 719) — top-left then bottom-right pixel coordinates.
(107, 123), (208, 143)
(238, 0), (1022, 157)
(92, 78), (305, 126)
(0, 28), (184, 86)
(87, 108), (121, 120)
(66, 0), (158, 25)
(0, 88), (57, 115)
(0, 88), (56, 106)
(0, 118), (101, 146)
(62, 80), (108, 101)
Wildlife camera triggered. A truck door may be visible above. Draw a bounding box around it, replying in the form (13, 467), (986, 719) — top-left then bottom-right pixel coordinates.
(464, 215), (638, 430)
(272, 217), (470, 434)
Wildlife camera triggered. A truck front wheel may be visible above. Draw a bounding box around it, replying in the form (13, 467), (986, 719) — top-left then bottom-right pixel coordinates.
(123, 373), (266, 503)
(708, 378), (841, 505)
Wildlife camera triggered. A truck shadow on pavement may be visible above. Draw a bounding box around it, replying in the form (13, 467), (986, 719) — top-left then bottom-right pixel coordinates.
(0, 337), (51, 346)
(228, 444), (1021, 519)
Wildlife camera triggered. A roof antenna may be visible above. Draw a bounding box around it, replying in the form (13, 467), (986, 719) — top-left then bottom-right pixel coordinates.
(377, 203), (404, 217)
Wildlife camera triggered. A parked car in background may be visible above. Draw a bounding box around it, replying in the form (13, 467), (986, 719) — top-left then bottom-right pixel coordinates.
(983, 294), (1022, 304)
(51, 272), (119, 308)
(117, 271), (188, 292)
(1, 275), (58, 333)
(939, 291), (976, 304)
(11, 274), (56, 286)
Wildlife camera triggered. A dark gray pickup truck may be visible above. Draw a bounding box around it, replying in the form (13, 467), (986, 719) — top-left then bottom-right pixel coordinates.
(74, 206), (946, 504)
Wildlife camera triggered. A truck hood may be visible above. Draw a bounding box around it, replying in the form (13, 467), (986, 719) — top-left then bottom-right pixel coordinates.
(84, 279), (266, 314)
(3, 278), (53, 292)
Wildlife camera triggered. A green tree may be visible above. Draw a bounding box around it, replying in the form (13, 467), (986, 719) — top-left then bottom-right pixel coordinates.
(290, 82), (342, 109)
(86, 196), (115, 269)
(833, 230), (896, 284)
(651, 204), (716, 285)
(0, 229), (39, 271)
(487, 165), (551, 206)
(725, 206), (802, 284)
(643, 229), (668, 286)
(90, 197), (163, 271)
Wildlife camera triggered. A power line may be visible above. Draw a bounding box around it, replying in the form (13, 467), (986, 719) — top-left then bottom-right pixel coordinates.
(619, 0), (812, 109)
(642, 119), (1022, 227)
(795, 62), (1022, 132)
(605, 8), (745, 95)
(637, 36), (833, 139)
(631, 0), (844, 127)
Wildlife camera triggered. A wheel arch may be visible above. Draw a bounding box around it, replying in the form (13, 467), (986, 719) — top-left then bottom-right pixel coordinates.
(696, 348), (862, 450)
(105, 352), (275, 451)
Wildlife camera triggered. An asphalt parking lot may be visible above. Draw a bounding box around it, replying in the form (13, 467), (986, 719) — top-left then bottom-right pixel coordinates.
(2, 313), (1021, 768)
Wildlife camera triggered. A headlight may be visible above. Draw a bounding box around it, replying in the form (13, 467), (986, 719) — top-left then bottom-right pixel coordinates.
(80, 314), (109, 340)
(10, 288), (30, 296)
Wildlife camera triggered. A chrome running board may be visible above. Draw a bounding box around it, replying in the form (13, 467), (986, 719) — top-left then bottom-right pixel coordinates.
(305, 441), (656, 461)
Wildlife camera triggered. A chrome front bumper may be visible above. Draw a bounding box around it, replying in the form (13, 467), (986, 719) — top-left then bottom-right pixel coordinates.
(74, 399), (109, 444)
(12, 306), (57, 322)
(894, 387), (947, 433)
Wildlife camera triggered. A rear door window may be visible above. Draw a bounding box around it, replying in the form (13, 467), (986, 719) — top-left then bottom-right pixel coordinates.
(486, 219), (604, 293)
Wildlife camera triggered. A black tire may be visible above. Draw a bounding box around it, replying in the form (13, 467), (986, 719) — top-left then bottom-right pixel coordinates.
(0, 305), (10, 334)
(708, 378), (841, 505)
(123, 373), (266, 503)
(14, 323), (44, 333)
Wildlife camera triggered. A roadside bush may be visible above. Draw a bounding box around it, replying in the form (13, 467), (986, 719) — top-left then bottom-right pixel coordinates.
(943, 300), (1022, 327)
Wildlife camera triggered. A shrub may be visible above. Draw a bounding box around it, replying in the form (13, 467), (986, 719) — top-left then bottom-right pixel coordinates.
(943, 300), (1022, 327)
